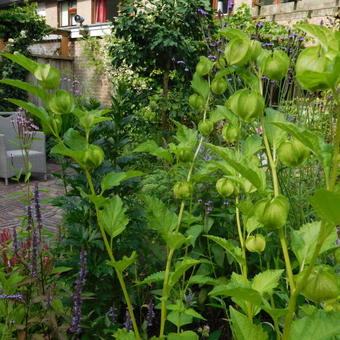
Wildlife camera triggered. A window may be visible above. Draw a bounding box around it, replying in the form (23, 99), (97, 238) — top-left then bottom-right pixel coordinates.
(92, 0), (119, 23)
(212, 0), (234, 14)
(58, 0), (77, 27)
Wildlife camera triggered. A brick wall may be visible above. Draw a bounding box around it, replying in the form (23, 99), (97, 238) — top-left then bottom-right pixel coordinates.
(234, 0), (340, 24)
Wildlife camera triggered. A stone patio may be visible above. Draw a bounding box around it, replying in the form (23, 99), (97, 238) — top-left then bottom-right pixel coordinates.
(0, 162), (65, 231)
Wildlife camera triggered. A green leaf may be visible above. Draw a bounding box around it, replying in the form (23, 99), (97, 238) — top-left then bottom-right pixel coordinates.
(184, 308), (206, 320)
(173, 120), (198, 149)
(107, 251), (137, 273)
(0, 79), (47, 102)
(191, 73), (210, 99)
(310, 189), (340, 226)
(168, 331), (199, 340)
(289, 310), (340, 340)
(50, 143), (84, 164)
(219, 28), (249, 41)
(97, 196), (129, 239)
(133, 140), (172, 162)
(169, 258), (200, 287)
(229, 307), (268, 340)
(139, 271), (165, 285)
(210, 105), (238, 125)
(101, 171), (144, 192)
(291, 221), (337, 268)
(271, 122), (320, 154)
(63, 128), (87, 151)
(113, 329), (136, 340)
(251, 270), (284, 296)
(186, 225), (203, 247)
(295, 23), (330, 51)
(188, 275), (218, 286)
(165, 232), (187, 250)
(50, 267), (73, 275)
(167, 310), (193, 328)
(264, 108), (287, 149)
(5, 99), (49, 124)
(205, 235), (245, 266)
(143, 196), (178, 236)
(1, 52), (38, 73)
(242, 135), (263, 157)
(210, 284), (262, 306)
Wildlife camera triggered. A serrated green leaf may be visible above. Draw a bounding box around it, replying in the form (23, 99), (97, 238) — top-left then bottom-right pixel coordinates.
(229, 307), (268, 340)
(242, 135), (263, 157)
(289, 310), (340, 340)
(310, 189), (340, 226)
(191, 73), (210, 99)
(101, 171), (143, 192)
(186, 225), (203, 247)
(168, 331), (199, 340)
(251, 269), (284, 296)
(113, 329), (136, 340)
(107, 251), (137, 273)
(165, 232), (187, 250)
(184, 308), (206, 320)
(188, 275), (217, 286)
(205, 235), (245, 266)
(291, 221), (337, 268)
(133, 140), (172, 162)
(169, 258), (200, 287)
(210, 105), (238, 125)
(167, 310), (193, 328)
(173, 120), (198, 149)
(97, 196), (129, 239)
(139, 271), (165, 285)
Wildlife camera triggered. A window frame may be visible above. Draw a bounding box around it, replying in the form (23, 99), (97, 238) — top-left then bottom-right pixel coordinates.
(58, 0), (77, 27)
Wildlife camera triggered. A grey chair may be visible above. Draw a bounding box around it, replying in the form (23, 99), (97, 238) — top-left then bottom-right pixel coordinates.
(0, 112), (47, 185)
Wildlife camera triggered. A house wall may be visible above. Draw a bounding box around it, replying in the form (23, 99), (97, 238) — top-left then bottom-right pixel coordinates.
(234, 0), (340, 24)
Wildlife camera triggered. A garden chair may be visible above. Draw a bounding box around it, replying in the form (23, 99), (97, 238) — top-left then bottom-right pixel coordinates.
(0, 112), (47, 185)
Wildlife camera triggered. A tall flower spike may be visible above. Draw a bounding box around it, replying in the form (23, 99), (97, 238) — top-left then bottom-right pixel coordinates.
(34, 184), (43, 241)
(146, 300), (155, 327)
(124, 308), (132, 330)
(31, 223), (39, 278)
(68, 249), (88, 335)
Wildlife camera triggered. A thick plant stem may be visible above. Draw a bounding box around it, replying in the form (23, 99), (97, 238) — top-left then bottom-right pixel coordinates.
(261, 118), (296, 293)
(282, 91), (340, 340)
(85, 170), (141, 340)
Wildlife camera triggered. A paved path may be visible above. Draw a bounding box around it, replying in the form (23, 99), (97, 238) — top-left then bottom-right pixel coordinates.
(0, 162), (64, 231)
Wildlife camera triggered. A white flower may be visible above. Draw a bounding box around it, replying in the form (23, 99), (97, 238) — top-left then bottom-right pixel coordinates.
(20, 30), (27, 38)
(8, 38), (14, 43)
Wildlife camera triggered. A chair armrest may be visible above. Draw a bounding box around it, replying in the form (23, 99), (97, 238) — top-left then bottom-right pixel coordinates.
(0, 134), (7, 167)
(30, 131), (46, 153)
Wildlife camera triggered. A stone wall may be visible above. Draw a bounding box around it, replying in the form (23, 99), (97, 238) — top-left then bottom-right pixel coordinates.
(29, 38), (112, 107)
(235, 0), (340, 25)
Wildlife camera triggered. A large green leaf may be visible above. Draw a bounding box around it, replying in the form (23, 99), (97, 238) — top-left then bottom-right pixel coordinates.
(143, 196), (178, 236)
(210, 283), (262, 306)
(97, 196), (129, 239)
(1, 52), (38, 73)
(264, 109), (287, 149)
(169, 258), (200, 287)
(133, 140), (172, 162)
(167, 331), (199, 340)
(310, 189), (340, 226)
(50, 143), (84, 164)
(139, 271), (165, 285)
(229, 307), (268, 340)
(291, 221), (337, 268)
(5, 99), (49, 124)
(242, 135), (263, 157)
(191, 73), (210, 99)
(219, 27), (249, 41)
(173, 120), (198, 149)
(0, 79), (47, 102)
(289, 310), (340, 340)
(205, 235), (245, 266)
(63, 128), (87, 151)
(251, 270), (284, 296)
(295, 23), (331, 52)
(210, 105), (238, 125)
(113, 329), (136, 340)
(101, 171), (144, 192)
(271, 122), (321, 154)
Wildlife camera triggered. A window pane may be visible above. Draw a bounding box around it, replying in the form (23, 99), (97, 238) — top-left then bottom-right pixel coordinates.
(60, 1), (69, 26)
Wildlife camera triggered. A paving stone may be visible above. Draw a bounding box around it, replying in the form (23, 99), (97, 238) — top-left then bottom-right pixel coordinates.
(0, 162), (65, 232)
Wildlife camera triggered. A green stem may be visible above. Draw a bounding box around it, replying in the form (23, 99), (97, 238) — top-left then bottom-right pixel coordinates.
(261, 118), (296, 293)
(282, 90), (340, 339)
(84, 170), (141, 340)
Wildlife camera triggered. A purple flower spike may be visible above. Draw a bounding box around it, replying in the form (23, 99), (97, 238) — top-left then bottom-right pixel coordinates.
(108, 305), (118, 324)
(208, 55), (217, 61)
(176, 60), (185, 65)
(184, 67), (189, 72)
(146, 300), (155, 327)
(223, 201), (229, 205)
(124, 308), (132, 330)
(256, 22), (264, 28)
(197, 8), (208, 16)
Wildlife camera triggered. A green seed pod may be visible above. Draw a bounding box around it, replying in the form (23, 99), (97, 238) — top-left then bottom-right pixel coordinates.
(246, 234), (266, 253)
(323, 299), (340, 312)
(196, 56), (213, 76)
(173, 181), (193, 199)
(226, 89), (265, 122)
(48, 90), (75, 115)
(295, 46), (330, 91)
(300, 266), (340, 303)
(335, 247), (340, 265)
(34, 64), (60, 89)
(259, 195), (289, 230)
(249, 40), (263, 62)
(278, 138), (310, 167)
(211, 77), (228, 95)
(79, 114), (95, 130)
(216, 178), (235, 197)
(189, 94), (205, 111)
(215, 57), (226, 69)
(222, 125), (240, 143)
(198, 120), (214, 136)
(225, 38), (251, 66)
(261, 50), (290, 81)
(82, 145), (104, 169)
(177, 147), (193, 163)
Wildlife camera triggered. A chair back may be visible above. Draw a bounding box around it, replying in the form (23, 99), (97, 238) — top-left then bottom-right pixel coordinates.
(0, 112), (19, 150)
